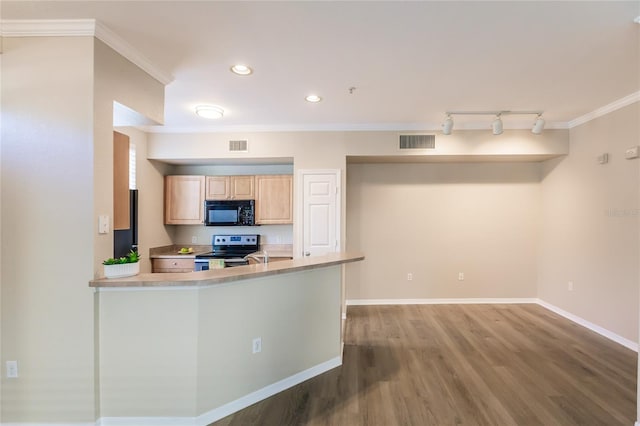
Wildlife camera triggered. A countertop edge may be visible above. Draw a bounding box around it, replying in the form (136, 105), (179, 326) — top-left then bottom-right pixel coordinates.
(91, 252), (364, 288)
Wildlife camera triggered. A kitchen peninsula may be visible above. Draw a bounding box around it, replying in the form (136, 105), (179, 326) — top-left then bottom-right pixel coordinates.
(91, 252), (364, 424)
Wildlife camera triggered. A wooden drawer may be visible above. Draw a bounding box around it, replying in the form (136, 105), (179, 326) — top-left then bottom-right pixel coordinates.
(270, 257), (292, 262)
(152, 258), (194, 273)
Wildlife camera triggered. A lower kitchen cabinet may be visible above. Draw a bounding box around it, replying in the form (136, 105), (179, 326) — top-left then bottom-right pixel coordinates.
(152, 258), (194, 273)
(255, 175), (293, 224)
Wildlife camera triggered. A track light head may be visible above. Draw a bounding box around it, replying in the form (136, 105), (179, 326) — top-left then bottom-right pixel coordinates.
(492, 115), (503, 135)
(532, 115), (545, 134)
(442, 115), (454, 135)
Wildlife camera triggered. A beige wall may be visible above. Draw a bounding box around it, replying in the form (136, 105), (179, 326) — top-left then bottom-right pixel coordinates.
(98, 289), (199, 416)
(538, 103), (640, 343)
(0, 42), (4, 425)
(1, 36), (96, 422)
(0, 36), (164, 422)
(196, 267), (341, 413)
(97, 267), (341, 418)
(345, 162), (541, 300)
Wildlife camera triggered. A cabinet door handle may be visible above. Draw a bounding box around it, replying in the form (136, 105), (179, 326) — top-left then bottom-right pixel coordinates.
(173, 262), (177, 266)
(304, 251), (311, 257)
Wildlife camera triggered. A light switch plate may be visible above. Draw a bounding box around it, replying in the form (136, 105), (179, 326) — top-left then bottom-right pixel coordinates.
(98, 215), (110, 234)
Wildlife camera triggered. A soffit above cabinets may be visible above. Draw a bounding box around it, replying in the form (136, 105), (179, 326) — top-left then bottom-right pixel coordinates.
(347, 154), (564, 164)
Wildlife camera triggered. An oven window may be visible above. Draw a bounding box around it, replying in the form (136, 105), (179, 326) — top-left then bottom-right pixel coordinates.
(209, 208), (238, 223)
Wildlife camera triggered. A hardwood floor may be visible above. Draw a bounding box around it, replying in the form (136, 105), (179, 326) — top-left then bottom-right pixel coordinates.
(212, 304), (637, 425)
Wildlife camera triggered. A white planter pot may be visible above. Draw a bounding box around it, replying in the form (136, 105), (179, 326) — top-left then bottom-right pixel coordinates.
(103, 262), (140, 279)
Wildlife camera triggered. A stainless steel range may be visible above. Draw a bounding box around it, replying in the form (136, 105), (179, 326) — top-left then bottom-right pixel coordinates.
(194, 234), (260, 271)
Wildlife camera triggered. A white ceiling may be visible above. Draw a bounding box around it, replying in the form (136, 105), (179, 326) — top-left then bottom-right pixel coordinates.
(3, 1), (640, 133)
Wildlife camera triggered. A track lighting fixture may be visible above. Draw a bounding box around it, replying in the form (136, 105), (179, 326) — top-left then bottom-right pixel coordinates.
(441, 110), (545, 135)
(492, 114), (503, 135)
(442, 115), (454, 135)
(532, 114), (545, 134)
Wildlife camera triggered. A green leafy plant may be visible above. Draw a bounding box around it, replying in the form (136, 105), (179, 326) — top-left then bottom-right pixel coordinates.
(103, 250), (140, 265)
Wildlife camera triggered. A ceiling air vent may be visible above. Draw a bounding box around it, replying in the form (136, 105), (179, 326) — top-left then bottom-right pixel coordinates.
(229, 139), (249, 152)
(399, 134), (435, 150)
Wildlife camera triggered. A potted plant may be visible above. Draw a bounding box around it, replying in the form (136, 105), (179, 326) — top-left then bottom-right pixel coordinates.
(103, 250), (140, 278)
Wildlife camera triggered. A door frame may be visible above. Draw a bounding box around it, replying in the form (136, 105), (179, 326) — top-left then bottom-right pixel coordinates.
(295, 169), (342, 258)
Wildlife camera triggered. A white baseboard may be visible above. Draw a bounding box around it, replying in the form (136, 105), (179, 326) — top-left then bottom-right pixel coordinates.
(197, 356), (341, 424)
(346, 298), (538, 306)
(2, 424), (96, 426)
(96, 356), (341, 426)
(346, 297), (638, 352)
(537, 299), (638, 352)
(97, 417), (194, 426)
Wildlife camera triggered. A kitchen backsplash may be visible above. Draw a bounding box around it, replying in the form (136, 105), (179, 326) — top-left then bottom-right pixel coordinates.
(172, 224), (293, 246)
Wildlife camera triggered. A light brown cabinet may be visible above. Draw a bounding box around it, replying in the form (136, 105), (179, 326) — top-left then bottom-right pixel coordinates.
(152, 258), (194, 273)
(113, 131), (130, 230)
(255, 175), (293, 224)
(164, 175), (205, 225)
(205, 176), (255, 200)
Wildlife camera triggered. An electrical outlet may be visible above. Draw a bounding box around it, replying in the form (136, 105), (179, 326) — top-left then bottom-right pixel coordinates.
(458, 272), (464, 281)
(568, 281), (574, 291)
(407, 273), (413, 281)
(625, 145), (639, 159)
(252, 337), (262, 354)
(6, 361), (18, 378)
(191, 236), (198, 244)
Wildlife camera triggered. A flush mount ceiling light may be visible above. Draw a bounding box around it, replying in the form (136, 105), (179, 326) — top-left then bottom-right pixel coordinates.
(230, 64), (253, 75)
(305, 94), (322, 103)
(195, 105), (224, 119)
(441, 110), (544, 135)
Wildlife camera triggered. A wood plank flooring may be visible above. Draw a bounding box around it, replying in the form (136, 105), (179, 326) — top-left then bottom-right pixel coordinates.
(212, 304), (637, 425)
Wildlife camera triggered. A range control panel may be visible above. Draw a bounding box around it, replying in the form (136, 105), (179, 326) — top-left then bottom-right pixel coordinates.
(213, 234), (259, 246)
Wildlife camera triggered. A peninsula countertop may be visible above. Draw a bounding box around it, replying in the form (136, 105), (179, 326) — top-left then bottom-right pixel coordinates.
(91, 252), (364, 288)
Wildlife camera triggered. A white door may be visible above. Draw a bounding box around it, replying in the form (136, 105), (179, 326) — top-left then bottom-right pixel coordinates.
(300, 170), (340, 257)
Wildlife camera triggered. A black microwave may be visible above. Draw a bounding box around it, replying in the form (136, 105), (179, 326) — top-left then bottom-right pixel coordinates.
(204, 199), (255, 226)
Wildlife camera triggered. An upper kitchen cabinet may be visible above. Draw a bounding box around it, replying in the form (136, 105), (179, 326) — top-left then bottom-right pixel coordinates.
(205, 176), (255, 200)
(255, 175), (293, 224)
(113, 131), (130, 230)
(165, 175), (205, 225)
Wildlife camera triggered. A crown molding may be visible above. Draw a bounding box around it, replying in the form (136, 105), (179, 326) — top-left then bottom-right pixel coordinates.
(0, 19), (173, 85)
(568, 91), (640, 128)
(0, 19), (96, 36)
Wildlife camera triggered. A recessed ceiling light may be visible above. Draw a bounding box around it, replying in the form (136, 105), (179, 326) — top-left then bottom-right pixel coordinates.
(195, 105), (224, 119)
(230, 64), (253, 75)
(305, 95), (322, 103)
